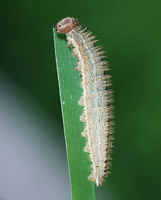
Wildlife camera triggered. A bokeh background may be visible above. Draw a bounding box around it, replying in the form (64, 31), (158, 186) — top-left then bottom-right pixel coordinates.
(1, 0), (161, 199)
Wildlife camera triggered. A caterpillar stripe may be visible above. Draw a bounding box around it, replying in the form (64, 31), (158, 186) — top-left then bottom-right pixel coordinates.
(56, 17), (114, 186)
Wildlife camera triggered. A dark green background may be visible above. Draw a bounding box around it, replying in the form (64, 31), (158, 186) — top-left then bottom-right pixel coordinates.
(1, 0), (161, 199)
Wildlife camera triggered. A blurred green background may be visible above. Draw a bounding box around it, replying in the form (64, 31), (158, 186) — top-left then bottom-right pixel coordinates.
(1, 0), (161, 199)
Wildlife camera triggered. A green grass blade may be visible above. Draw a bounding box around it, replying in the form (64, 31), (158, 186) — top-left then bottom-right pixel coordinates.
(53, 28), (96, 200)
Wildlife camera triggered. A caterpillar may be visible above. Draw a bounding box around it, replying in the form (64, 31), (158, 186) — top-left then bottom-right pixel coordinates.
(56, 17), (114, 186)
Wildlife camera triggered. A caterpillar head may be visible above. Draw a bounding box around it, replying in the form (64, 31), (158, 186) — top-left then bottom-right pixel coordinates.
(56, 17), (78, 34)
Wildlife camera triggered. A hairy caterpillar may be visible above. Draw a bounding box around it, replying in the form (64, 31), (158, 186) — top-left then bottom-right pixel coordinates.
(56, 17), (114, 186)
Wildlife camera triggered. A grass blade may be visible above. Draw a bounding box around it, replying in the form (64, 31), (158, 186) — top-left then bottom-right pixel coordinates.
(53, 28), (96, 200)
